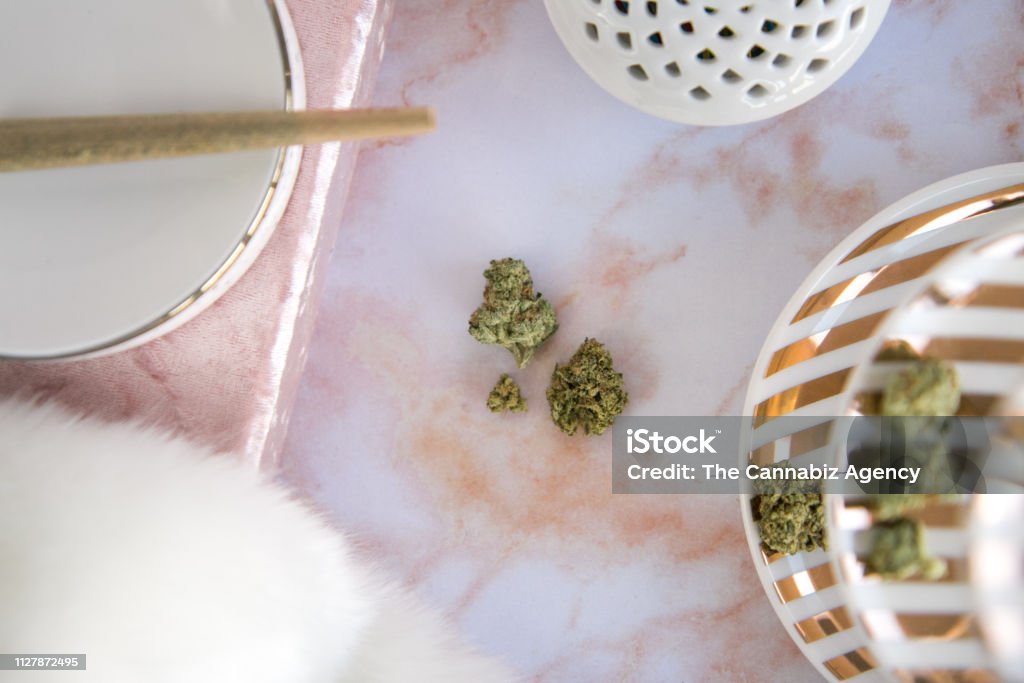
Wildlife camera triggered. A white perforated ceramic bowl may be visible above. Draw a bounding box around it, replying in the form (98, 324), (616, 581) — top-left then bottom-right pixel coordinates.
(544, 0), (890, 125)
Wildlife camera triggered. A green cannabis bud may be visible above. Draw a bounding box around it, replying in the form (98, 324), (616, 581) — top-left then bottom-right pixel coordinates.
(854, 357), (958, 578)
(881, 359), (960, 417)
(468, 258), (558, 368)
(487, 374), (527, 413)
(865, 494), (929, 520)
(753, 479), (827, 555)
(866, 517), (946, 580)
(866, 493), (961, 520)
(881, 358), (961, 484)
(546, 338), (628, 436)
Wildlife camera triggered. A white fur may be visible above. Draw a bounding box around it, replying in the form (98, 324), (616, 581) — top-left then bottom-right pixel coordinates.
(0, 399), (517, 683)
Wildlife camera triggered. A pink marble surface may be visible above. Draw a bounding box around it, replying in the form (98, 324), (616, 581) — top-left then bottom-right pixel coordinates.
(279, 1), (1023, 681)
(0, 0), (391, 468)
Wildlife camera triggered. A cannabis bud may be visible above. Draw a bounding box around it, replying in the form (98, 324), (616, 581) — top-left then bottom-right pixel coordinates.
(875, 339), (921, 362)
(753, 478), (827, 555)
(881, 359), (960, 417)
(865, 494), (928, 520)
(487, 374), (527, 413)
(865, 493), (961, 520)
(468, 258), (558, 368)
(546, 338), (628, 436)
(880, 358), (961, 486)
(850, 357), (959, 577)
(866, 517), (946, 580)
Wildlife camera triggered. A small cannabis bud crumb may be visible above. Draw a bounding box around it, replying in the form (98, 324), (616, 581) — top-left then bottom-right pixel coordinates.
(866, 517), (946, 580)
(881, 359), (960, 417)
(487, 374), (527, 413)
(753, 479), (827, 555)
(468, 258), (558, 368)
(546, 338), (628, 436)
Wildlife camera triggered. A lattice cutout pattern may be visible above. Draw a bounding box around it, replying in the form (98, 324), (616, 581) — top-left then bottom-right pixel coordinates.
(545, 0), (891, 125)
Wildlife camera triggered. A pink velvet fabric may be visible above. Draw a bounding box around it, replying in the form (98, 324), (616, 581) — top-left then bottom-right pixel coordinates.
(0, 0), (392, 469)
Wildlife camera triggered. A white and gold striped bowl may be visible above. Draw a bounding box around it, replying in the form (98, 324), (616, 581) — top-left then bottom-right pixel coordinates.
(741, 163), (1024, 682)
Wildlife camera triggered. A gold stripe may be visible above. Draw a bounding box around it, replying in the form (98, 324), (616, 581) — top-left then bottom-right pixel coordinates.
(753, 369), (851, 427)
(910, 501), (969, 528)
(773, 563), (837, 603)
(760, 546), (785, 565)
(957, 394), (1003, 417)
(791, 244), (964, 324)
(790, 420), (837, 459)
(794, 606), (854, 643)
(750, 420), (836, 466)
(885, 614), (976, 640)
(923, 283), (1024, 309)
(954, 283), (1024, 309)
(823, 648), (878, 680)
(750, 442), (776, 467)
(767, 311), (888, 377)
(920, 337), (1024, 364)
(0, 0), (295, 361)
(838, 184), (1024, 265)
(892, 668), (1000, 683)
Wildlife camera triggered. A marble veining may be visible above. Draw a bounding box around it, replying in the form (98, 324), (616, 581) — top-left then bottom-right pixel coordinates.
(281, 1), (1023, 680)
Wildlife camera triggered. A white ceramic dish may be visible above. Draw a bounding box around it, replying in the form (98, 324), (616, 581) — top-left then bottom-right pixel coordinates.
(0, 0), (305, 360)
(739, 163), (1024, 682)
